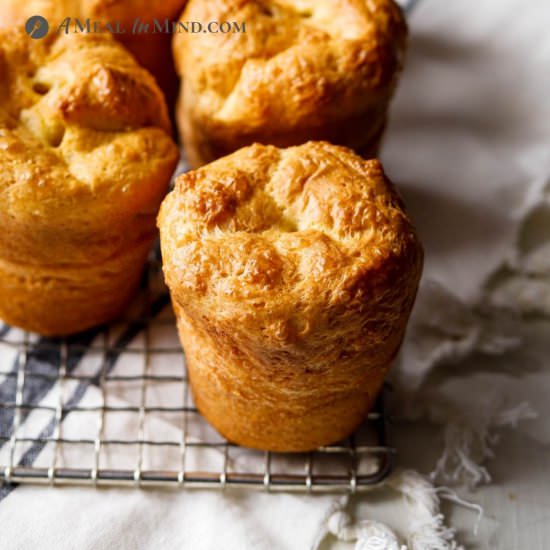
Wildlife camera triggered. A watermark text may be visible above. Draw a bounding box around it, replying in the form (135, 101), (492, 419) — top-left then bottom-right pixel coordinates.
(24, 16), (246, 39)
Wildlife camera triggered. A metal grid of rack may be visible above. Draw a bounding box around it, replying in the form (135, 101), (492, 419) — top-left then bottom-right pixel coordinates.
(0, 0), (422, 496)
(0, 255), (394, 493)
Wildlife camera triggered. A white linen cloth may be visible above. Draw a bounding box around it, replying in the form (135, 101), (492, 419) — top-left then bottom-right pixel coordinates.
(1, 0), (550, 547)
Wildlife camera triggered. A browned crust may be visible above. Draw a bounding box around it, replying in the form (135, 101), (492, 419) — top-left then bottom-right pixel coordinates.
(173, 0), (407, 167)
(0, 30), (179, 335)
(0, 0), (187, 105)
(158, 142), (423, 451)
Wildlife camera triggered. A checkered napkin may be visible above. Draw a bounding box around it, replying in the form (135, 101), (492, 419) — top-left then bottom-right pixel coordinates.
(0, 260), (351, 550)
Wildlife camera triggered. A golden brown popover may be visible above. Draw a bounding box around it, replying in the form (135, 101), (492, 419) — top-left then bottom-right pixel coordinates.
(0, 0), (186, 105)
(173, 0), (407, 168)
(0, 30), (179, 335)
(158, 141), (422, 451)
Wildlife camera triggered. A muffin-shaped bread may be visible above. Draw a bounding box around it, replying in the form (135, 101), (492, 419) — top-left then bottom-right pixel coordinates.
(0, 30), (179, 335)
(173, 0), (407, 168)
(0, 0), (187, 106)
(159, 142), (422, 451)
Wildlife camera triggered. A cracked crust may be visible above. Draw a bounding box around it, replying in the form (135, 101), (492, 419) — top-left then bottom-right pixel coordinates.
(173, 0), (407, 167)
(159, 142), (423, 451)
(0, 30), (179, 335)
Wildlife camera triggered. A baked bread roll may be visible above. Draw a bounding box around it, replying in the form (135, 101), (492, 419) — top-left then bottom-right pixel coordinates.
(173, 0), (407, 168)
(0, 30), (179, 335)
(0, 0), (186, 106)
(159, 141), (422, 451)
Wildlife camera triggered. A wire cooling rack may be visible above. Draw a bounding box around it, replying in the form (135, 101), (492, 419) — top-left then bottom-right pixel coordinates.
(0, 253), (394, 493)
(0, 0), (420, 496)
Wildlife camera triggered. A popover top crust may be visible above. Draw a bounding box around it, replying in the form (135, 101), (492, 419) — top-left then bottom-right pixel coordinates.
(159, 142), (422, 358)
(173, 0), (406, 135)
(0, 30), (179, 265)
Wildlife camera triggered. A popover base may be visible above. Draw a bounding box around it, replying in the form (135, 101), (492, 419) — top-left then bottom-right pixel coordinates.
(177, 308), (385, 452)
(0, 238), (151, 336)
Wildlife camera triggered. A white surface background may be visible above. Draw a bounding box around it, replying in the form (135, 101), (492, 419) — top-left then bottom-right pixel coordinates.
(326, 0), (550, 546)
(324, 0), (550, 547)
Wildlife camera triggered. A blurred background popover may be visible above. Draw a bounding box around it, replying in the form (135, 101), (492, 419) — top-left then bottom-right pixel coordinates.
(0, 0), (187, 106)
(173, 0), (407, 167)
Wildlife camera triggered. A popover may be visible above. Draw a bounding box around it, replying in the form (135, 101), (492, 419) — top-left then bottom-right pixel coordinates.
(158, 141), (422, 451)
(0, 30), (179, 335)
(0, 0), (187, 105)
(173, 0), (407, 168)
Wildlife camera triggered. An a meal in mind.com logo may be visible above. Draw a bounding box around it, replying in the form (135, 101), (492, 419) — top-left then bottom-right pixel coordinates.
(25, 15), (49, 39)
(23, 15), (245, 38)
